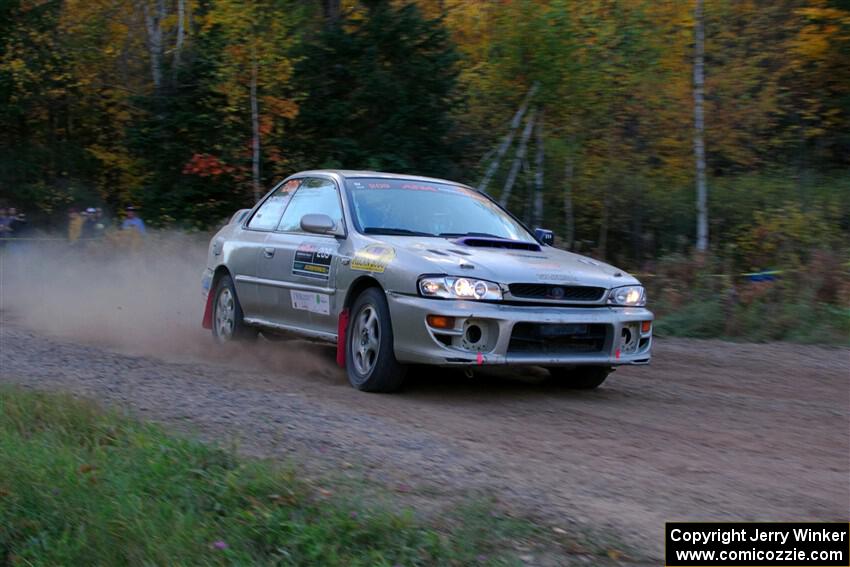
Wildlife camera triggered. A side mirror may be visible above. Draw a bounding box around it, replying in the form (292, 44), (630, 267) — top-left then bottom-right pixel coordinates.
(231, 209), (251, 225)
(534, 228), (554, 246)
(300, 213), (336, 234)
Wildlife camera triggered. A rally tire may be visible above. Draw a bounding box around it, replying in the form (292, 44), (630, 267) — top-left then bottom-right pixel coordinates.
(211, 275), (258, 343)
(547, 365), (611, 389)
(346, 287), (407, 392)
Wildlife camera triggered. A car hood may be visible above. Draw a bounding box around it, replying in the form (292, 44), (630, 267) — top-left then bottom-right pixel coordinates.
(377, 236), (640, 289)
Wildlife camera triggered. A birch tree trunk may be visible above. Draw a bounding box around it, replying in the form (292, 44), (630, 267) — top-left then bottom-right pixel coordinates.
(141, 0), (166, 91)
(563, 159), (574, 250)
(693, 0), (709, 252)
(499, 109), (536, 208)
(173, 0), (185, 77)
(532, 113), (545, 227)
(477, 82), (538, 193)
(250, 58), (261, 202)
(517, 159), (535, 226)
(631, 179), (643, 262)
(598, 184), (609, 260)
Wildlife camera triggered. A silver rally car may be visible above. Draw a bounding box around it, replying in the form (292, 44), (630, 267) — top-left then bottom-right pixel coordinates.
(202, 170), (653, 392)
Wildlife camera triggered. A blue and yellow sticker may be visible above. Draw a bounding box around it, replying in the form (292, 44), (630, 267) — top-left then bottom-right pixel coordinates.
(351, 245), (395, 273)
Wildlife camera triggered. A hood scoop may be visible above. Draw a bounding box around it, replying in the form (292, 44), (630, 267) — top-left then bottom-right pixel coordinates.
(452, 236), (541, 252)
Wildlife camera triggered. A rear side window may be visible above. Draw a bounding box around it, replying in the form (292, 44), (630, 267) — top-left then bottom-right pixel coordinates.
(247, 179), (301, 230)
(276, 177), (343, 233)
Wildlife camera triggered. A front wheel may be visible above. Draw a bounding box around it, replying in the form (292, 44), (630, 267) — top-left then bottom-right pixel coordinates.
(547, 365), (611, 389)
(212, 275), (258, 343)
(346, 287), (407, 392)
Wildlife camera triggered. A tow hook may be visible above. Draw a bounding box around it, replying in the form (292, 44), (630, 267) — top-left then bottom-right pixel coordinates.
(463, 368), (475, 380)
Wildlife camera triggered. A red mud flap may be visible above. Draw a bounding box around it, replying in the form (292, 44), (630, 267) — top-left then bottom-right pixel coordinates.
(201, 291), (215, 330)
(336, 308), (349, 368)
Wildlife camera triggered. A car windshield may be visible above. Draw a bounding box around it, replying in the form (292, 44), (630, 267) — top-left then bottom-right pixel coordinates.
(346, 178), (533, 241)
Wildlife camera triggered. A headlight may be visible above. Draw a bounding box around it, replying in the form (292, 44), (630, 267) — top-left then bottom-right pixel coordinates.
(418, 276), (503, 300)
(608, 285), (646, 307)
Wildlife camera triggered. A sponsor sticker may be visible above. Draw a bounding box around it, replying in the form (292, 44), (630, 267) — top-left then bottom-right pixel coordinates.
(399, 182), (439, 192)
(351, 244), (395, 273)
(292, 242), (332, 280)
(290, 290), (330, 315)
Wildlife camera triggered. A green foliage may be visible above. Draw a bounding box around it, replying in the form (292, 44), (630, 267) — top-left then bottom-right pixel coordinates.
(287, 1), (463, 176)
(126, 22), (248, 228)
(0, 386), (545, 566)
(0, 0), (848, 339)
(648, 251), (850, 344)
(653, 298), (728, 339)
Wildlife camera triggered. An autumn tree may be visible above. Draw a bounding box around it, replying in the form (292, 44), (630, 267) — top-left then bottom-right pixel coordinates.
(1, 0), (847, 269)
(288, 0), (462, 175)
(205, 0), (299, 202)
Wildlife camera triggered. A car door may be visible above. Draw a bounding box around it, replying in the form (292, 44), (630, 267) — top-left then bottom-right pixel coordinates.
(234, 179), (299, 319)
(256, 177), (345, 336)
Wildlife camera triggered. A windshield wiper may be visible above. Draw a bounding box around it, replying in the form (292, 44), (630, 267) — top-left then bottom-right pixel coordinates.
(438, 231), (504, 239)
(363, 227), (435, 236)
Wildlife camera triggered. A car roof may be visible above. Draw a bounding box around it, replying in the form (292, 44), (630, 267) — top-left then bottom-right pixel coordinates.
(293, 169), (472, 190)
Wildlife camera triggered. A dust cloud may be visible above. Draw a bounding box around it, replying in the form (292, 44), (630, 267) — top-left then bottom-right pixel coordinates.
(0, 232), (337, 378)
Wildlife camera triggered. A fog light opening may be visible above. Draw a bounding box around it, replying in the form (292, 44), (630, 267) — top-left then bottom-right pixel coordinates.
(621, 326), (639, 354)
(466, 324), (482, 344)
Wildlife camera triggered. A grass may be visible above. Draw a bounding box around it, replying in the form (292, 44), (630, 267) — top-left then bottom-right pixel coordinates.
(644, 252), (850, 345)
(653, 298), (850, 344)
(0, 386), (626, 566)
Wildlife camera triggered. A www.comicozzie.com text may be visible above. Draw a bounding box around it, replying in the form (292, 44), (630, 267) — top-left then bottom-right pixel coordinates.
(670, 526), (848, 546)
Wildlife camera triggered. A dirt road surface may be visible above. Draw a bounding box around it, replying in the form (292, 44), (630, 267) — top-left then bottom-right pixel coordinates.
(1, 238), (848, 560)
(2, 323), (847, 559)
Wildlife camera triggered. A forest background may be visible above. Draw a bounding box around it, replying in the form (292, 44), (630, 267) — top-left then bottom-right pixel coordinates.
(2, 0), (848, 341)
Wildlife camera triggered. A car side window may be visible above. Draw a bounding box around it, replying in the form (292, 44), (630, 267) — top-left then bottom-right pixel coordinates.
(276, 177), (344, 233)
(246, 179), (301, 230)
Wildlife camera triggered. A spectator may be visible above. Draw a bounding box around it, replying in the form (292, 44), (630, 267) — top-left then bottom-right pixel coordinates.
(0, 208), (10, 239)
(81, 207), (98, 239)
(93, 208), (107, 238)
(7, 208), (28, 238)
(68, 208), (84, 243)
(121, 205), (146, 235)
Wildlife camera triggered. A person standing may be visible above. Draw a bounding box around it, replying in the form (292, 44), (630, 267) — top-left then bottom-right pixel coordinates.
(81, 208), (98, 239)
(92, 208), (107, 238)
(121, 206), (146, 235)
(0, 208), (9, 246)
(8, 208), (27, 237)
(68, 208), (84, 243)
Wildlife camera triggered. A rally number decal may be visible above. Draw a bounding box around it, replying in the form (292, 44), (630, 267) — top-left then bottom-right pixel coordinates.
(292, 242), (333, 280)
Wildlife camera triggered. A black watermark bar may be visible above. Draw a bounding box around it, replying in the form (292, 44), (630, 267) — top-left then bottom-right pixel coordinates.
(666, 523), (849, 566)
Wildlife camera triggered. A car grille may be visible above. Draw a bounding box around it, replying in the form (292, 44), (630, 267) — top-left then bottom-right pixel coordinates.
(508, 283), (605, 302)
(508, 323), (609, 354)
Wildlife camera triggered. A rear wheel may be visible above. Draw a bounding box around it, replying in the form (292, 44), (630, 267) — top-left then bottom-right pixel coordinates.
(346, 287), (407, 392)
(212, 275), (257, 343)
(547, 365), (611, 389)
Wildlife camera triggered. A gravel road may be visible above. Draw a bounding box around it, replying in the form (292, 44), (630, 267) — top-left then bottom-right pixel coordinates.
(2, 239), (848, 559)
(1, 322), (847, 558)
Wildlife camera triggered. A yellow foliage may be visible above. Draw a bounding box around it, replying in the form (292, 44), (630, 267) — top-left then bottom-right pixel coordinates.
(735, 203), (837, 269)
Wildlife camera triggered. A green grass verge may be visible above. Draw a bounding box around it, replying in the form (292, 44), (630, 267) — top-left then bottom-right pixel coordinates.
(654, 299), (850, 344)
(0, 386), (604, 566)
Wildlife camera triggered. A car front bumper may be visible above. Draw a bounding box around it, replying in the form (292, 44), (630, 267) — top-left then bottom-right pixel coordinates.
(386, 292), (653, 367)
